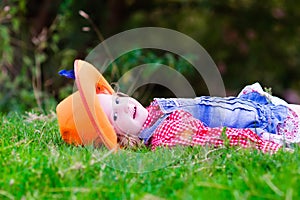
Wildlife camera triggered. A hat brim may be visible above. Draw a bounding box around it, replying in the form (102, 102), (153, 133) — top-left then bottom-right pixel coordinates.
(73, 60), (118, 150)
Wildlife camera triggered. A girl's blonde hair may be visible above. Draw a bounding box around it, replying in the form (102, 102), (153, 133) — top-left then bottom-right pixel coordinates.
(116, 131), (141, 148)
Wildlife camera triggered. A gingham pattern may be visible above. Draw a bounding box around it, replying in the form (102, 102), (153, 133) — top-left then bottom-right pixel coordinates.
(142, 100), (164, 128)
(143, 104), (282, 153)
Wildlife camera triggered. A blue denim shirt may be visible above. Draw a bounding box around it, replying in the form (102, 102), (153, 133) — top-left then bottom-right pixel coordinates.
(139, 92), (288, 142)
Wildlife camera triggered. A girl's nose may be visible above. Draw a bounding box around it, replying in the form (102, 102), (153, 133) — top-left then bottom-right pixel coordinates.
(123, 105), (129, 113)
(123, 103), (134, 114)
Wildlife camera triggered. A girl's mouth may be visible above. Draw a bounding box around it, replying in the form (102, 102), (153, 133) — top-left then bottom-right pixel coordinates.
(133, 106), (137, 119)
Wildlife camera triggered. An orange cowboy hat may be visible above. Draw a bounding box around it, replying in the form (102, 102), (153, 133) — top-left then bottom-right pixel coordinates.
(56, 60), (118, 150)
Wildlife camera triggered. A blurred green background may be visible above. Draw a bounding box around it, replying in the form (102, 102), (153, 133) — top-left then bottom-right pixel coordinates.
(1, 0), (300, 113)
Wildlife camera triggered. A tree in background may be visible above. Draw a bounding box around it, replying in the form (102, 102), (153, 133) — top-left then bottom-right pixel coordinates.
(1, 0), (300, 113)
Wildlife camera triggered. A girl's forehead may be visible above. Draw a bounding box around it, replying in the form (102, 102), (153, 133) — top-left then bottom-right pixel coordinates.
(97, 93), (113, 104)
(98, 93), (130, 105)
(115, 92), (129, 97)
(97, 94), (113, 118)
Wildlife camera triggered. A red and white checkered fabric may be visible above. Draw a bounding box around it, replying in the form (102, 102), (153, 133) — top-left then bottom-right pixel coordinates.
(143, 103), (282, 153)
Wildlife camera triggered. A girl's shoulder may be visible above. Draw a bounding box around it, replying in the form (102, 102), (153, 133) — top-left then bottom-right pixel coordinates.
(167, 109), (194, 121)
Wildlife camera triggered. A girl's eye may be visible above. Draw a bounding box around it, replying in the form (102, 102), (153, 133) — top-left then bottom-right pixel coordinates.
(113, 112), (118, 121)
(115, 97), (120, 104)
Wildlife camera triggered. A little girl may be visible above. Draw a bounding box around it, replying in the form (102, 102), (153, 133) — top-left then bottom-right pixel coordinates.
(57, 60), (300, 153)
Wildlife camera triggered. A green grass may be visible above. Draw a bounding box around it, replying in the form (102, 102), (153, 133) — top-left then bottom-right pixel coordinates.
(1, 112), (300, 200)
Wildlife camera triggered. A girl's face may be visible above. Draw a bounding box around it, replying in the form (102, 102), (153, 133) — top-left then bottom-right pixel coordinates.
(97, 93), (148, 136)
